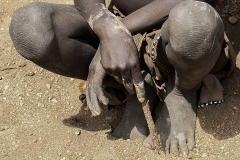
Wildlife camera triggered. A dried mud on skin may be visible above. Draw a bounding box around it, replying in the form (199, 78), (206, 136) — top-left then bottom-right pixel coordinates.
(0, 0), (240, 159)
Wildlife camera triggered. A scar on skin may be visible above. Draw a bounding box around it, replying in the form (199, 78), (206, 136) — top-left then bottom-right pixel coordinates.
(88, 3), (109, 28)
(89, 10), (104, 29)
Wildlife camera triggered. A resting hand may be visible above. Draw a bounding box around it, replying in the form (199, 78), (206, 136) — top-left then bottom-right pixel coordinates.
(86, 48), (109, 116)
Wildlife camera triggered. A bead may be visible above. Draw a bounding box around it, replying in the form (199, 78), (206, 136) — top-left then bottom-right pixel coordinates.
(222, 99), (224, 103)
(214, 101), (218, 104)
(201, 104), (205, 107)
(209, 101), (213, 105)
(205, 103), (209, 106)
(218, 100), (222, 104)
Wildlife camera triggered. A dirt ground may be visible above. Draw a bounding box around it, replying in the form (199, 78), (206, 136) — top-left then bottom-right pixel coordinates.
(0, 0), (240, 159)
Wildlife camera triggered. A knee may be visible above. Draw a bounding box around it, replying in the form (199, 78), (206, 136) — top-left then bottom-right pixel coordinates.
(9, 2), (55, 62)
(162, 1), (224, 62)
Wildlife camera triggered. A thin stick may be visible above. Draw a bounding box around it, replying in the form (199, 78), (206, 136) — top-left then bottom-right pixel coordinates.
(142, 100), (164, 155)
(1, 67), (17, 71)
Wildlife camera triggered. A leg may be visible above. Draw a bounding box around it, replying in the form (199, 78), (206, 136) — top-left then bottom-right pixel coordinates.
(112, 71), (159, 140)
(144, 1), (224, 155)
(9, 2), (99, 80)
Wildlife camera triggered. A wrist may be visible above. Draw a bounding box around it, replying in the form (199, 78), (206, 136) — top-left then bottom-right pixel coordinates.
(91, 12), (131, 40)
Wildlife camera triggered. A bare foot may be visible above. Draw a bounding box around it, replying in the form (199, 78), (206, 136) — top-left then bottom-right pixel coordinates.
(143, 101), (170, 149)
(112, 72), (159, 140)
(164, 89), (196, 156)
(144, 75), (197, 156)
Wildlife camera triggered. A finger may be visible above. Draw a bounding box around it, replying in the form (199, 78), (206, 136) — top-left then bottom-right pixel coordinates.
(131, 67), (146, 103)
(113, 76), (122, 84)
(104, 68), (121, 83)
(121, 70), (134, 94)
(97, 88), (109, 106)
(86, 83), (101, 116)
(90, 85), (102, 116)
(85, 84), (93, 113)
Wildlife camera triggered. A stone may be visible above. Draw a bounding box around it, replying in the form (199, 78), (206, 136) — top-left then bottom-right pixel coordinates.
(75, 130), (81, 136)
(46, 84), (51, 89)
(27, 72), (35, 76)
(228, 16), (238, 24)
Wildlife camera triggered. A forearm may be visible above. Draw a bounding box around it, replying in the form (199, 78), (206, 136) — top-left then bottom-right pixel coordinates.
(121, 0), (184, 35)
(74, 0), (128, 39)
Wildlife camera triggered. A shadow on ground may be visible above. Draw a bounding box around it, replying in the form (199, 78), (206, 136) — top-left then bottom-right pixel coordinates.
(62, 101), (125, 133)
(198, 67), (240, 140)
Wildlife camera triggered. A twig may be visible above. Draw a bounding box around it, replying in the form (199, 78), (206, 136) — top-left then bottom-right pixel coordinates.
(142, 100), (164, 155)
(0, 67), (17, 71)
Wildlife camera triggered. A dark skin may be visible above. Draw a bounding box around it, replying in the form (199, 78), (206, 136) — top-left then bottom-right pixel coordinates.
(9, 0), (222, 156)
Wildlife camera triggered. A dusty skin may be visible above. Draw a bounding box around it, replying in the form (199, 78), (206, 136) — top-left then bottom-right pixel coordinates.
(1, 0), (240, 159)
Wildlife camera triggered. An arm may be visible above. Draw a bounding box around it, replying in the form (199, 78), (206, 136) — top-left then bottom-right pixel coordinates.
(121, 0), (184, 35)
(74, 0), (130, 40)
(74, 0), (146, 116)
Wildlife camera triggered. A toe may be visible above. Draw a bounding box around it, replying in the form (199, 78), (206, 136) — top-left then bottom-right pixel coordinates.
(187, 138), (195, 151)
(165, 139), (170, 154)
(143, 136), (154, 149)
(179, 139), (189, 156)
(170, 140), (179, 155)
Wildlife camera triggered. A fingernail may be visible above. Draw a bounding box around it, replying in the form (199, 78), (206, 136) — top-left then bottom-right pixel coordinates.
(91, 108), (101, 116)
(138, 97), (145, 103)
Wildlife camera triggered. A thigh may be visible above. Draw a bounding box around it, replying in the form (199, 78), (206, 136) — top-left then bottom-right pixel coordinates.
(10, 2), (99, 80)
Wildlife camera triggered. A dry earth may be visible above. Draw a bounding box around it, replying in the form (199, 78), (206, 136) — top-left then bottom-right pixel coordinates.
(0, 0), (240, 159)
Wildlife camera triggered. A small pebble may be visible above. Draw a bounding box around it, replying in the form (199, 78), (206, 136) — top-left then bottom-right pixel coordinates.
(0, 128), (6, 131)
(75, 130), (81, 136)
(27, 72), (35, 76)
(46, 84), (51, 89)
(228, 16), (238, 24)
(106, 117), (112, 120)
(201, 153), (208, 157)
(233, 106), (238, 110)
(51, 98), (57, 103)
(18, 62), (26, 67)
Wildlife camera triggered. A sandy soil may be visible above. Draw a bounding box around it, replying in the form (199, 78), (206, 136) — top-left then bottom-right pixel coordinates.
(0, 0), (240, 159)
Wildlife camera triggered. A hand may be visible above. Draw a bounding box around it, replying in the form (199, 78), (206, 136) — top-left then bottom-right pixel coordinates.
(99, 24), (146, 103)
(86, 48), (109, 116)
